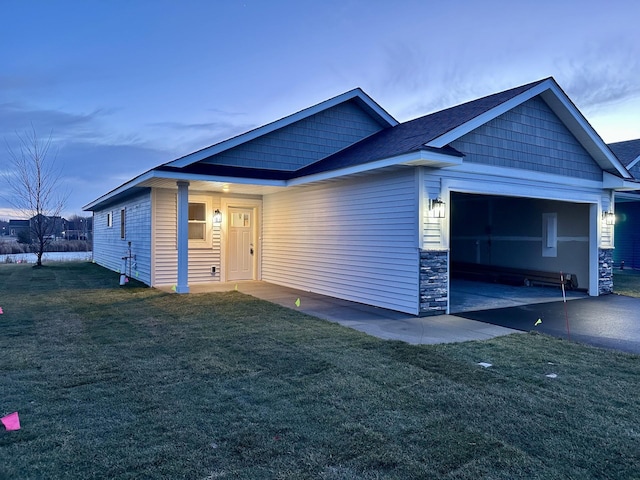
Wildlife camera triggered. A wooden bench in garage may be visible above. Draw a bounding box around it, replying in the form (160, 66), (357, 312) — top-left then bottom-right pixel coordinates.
(451, 261), (579, 290)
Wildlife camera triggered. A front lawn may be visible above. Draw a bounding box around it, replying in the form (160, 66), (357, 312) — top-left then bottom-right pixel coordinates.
(614, 269), (640, 297)
(1, 262), (639, 479)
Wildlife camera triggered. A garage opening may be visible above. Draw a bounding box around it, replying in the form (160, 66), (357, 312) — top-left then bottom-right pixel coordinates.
(449, 192), (590, 313)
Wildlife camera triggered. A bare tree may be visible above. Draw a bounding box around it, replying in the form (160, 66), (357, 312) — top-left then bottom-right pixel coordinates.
(2, 128), (69, 267)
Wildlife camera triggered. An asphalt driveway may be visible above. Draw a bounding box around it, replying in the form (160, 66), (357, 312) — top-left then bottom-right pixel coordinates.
(457, 294), (640, 354)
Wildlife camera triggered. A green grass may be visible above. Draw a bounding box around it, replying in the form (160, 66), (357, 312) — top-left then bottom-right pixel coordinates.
(614, 269), (640, 298)
(1, 262), (639, 479)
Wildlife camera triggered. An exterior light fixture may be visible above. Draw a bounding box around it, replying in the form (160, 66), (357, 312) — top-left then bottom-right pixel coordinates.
(213, 209), (222, 224)
(603, 211), (616, 226)
(429, 198), (446, 219)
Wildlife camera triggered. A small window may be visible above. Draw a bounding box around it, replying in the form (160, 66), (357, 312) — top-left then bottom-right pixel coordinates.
(188, 202), (206, 240)
(542, 213), (557, 257)
(120, 209), (126, 239)
(107, 212), (113, 228)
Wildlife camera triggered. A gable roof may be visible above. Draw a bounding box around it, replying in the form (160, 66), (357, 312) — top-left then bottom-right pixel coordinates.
(609, 139), (640, 169)
(293, 77), (630, 179)
(163, 88), (398, 169)
(84, 78), (632, 211)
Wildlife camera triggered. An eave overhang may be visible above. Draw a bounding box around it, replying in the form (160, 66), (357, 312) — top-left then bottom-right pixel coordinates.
(603, 171), (640, 191)
(288, 148), (463, 186)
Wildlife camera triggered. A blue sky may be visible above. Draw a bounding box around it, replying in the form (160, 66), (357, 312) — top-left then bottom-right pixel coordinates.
(1, 0), (639, 217)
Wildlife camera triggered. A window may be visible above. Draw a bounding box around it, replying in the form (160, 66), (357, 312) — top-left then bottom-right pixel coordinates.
(120, 209), (126, 239)
(107, 212), (113, 228)
(542, 213), (557, 257)
(188, 202), (206, 240)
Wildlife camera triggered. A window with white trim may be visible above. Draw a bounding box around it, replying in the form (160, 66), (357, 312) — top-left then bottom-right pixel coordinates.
(107, 212), (113, 228)
(185, 195), (212, 248)
(188, 202), (207, 240)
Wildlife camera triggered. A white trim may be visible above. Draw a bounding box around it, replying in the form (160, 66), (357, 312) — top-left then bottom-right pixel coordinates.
(443, 165), (603, 204)
(589, 204), (598, 296)
(165, 89), (398, 168)
(147, 170), (287, 187)
(428, 81), (552, 148)
(603, 171), (640, 190)
(289, 149), (462, 187)
(417, 168), (425, 250)
(615, 191), (640, 202)
(627, 155), (640, 170)
(150, 188), (157, 286)
(451, 163), (604, 190)
(427, 78), (630, 179)
(187, 194), (212, 249)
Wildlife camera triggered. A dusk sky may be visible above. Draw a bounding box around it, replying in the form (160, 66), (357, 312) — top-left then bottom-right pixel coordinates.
(2, 0), (640, 218)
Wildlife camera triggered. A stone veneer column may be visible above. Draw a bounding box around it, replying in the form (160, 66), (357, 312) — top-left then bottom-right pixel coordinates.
(598, 248), (613, 295)
(419, 250), (448, 316)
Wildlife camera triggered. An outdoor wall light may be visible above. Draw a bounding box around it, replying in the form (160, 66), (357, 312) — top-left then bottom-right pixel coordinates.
(213, 209), (222, 224)
(429, 198), (446, 219)
(603, 211), (616, 226)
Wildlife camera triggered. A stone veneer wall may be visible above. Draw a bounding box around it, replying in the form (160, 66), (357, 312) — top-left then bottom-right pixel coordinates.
(419, 250), (448, 316)
(598, 248), (613, 295)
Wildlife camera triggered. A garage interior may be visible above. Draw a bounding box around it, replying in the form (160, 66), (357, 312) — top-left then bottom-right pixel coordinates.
(448, 192), (590, 313)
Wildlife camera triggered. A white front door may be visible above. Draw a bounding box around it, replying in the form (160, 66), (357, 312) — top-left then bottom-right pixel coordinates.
(227, 207), (254, 281)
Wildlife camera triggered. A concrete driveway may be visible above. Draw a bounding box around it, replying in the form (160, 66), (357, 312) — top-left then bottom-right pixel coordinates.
(457, 294), (640, 354)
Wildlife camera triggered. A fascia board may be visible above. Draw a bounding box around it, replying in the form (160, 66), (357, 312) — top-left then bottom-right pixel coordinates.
(450, 162), (605, 190)
(82, 170), (286, 211)
(615, 191), (640, 201)
(144, 170), (286, 187)
(426, 79), (631, 180)
(165, 89), (397, 169)
(626, 155), (640, 170)
(540, 86), (632, 179)
(83, 171), (155, 210)
(287, 150), (462, 186)
(603, 171), (640, 190)
(426, 80), (553, 148)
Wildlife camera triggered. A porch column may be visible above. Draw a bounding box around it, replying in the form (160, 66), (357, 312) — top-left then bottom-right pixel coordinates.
(176, 181), (190, 293)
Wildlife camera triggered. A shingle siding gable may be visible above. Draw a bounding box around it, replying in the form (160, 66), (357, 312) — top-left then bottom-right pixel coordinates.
(451, 96), (603, 181)
(200, 100), (385, 171)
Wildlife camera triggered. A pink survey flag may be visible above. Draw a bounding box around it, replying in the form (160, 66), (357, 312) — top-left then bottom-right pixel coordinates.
(0, 306), (3, 314)
(1, 412), (20, 431)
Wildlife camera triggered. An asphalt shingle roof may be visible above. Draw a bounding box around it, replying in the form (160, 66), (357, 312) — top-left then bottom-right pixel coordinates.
(608, 139), (640, 166)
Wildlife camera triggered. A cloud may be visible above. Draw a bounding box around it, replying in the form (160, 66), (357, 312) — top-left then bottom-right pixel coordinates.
(0, 101), (115, 147)
(555, 43), (640, 112)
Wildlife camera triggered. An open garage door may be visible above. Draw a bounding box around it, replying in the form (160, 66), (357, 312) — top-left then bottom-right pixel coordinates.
(449, 192), (590, 313)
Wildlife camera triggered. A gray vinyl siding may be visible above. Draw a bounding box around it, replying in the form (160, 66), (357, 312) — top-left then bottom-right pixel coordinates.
(93, 190), (152, 285)
(262, 168), (419, 314)
(451, 96), (602, 181)
(152, 188), (221, 286)
(201, 100), (385, 171)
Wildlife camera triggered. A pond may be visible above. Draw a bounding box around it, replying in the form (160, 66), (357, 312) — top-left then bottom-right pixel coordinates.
(0, 251), (93, 264)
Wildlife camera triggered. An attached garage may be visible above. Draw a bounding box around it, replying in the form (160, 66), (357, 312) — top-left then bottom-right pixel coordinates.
(450, 192), (590, 290)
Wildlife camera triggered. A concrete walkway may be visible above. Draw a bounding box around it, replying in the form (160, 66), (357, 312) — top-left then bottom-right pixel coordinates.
(181, 281), (519, 345)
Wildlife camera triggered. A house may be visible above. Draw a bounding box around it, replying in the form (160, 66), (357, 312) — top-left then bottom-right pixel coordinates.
(609, 139), (640, 269)
(84, 77), (632, 316)
(9, 216), (67, 243)
(8, 219), (30, 239)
